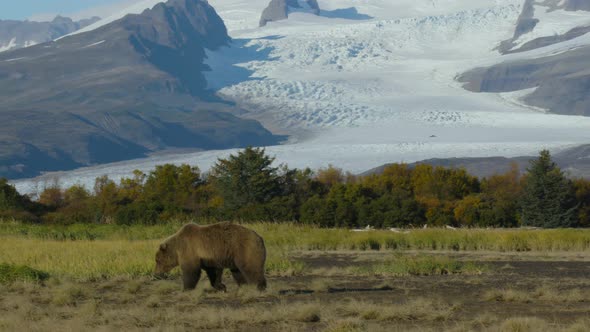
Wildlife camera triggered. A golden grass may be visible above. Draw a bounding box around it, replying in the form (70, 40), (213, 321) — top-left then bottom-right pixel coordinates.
(324, 318), (367, 332)
(448, 317), (590, 332)
(309, 278), (332, 292)
(0, 238), (158, 280)
(0, 278), (453, 332)
(1, 276), (590, 332)
(2, 221), (590, 331)
(484, 285), (590, 303)
(3, 221), (590, 252)
(337, 298), (456, 322)
(348, 254), (486, 276)
(0, 236), (484, 281)
(564, 319), (590, 332)
(0, 226), (582, 281)
(0, 221), (588, 286)
(0, 237), (307, 280)
(252, 223), (590, 252)
(498, 317), (553, 332)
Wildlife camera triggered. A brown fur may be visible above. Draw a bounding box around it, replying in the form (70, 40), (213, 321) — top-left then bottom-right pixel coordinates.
(155, 222), (267, 291)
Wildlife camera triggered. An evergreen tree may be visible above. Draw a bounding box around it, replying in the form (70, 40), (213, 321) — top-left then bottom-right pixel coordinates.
(0, 178), (25, 211)
(0, 178), (42, 222)
(573, 178), (590, 227)
(520, 150), (578, 228)
(210, 147), (281, 214)
(300, 195), (335, 226)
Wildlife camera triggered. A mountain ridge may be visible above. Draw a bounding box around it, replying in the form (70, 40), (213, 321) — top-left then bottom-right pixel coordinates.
(362, 145), (590, 179)
(0, 0), (282, 179)
(5, 0), (590, 188)
(0, 15), (100, 52)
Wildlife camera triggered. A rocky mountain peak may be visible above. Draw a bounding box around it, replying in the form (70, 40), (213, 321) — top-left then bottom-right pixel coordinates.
(132, 0), (230, 49)
(259, 0), (321, 27)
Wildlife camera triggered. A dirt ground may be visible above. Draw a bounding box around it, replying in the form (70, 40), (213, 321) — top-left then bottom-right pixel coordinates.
(1, 251), (590, 331)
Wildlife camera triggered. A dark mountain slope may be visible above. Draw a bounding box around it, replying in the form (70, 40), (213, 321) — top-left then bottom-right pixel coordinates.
(0, 0), (283, 179)
(362, 145), (590, 179)
(458, 45), (590, 116)
(498, 0), (590, 54)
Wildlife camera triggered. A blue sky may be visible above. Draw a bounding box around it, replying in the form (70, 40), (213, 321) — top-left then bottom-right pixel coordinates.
(1, 0), (126, 20)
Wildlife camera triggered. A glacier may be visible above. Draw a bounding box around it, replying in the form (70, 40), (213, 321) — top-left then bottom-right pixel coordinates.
(11, 0), (590, 195)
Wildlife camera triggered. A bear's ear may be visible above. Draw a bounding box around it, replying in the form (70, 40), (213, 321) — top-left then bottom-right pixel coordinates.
(160, 243), (168, 251)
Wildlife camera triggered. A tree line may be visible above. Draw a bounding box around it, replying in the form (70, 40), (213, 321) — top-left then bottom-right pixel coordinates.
(1, 148), (589, 228)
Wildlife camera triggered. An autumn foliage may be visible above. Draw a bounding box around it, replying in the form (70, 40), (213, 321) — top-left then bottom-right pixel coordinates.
(0, 148), (587, 228)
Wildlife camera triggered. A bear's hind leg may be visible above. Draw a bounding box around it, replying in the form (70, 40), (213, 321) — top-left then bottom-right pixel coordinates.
(231, 268), (247, 286)
(204, 267), (227, 292)
(235, 265), (267, 291)
(182, 263), (201, 291)
(256, 277), (267, 291)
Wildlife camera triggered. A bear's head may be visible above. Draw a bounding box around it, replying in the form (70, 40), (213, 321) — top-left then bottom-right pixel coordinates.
(154, 242), (178, 277)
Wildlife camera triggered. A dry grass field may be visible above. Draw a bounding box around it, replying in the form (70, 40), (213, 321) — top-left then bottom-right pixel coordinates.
(1, 222), (590, 331)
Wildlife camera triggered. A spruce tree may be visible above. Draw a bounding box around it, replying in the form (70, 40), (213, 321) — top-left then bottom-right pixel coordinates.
(0, 178), (26, 211)
(210, 147), (281, 213)
(520, 150), (577, 228)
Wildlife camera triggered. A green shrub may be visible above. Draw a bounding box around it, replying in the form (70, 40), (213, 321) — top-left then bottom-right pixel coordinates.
(352, 237), (381, 251)
(0, 263), (50, 283)
(0, 209), (39, 223)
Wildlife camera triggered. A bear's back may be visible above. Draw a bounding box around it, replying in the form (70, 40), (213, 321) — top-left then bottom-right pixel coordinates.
(176, 222), (264, 267)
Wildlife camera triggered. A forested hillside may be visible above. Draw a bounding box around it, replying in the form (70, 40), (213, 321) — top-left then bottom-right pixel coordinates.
(2, 148), (588, 228)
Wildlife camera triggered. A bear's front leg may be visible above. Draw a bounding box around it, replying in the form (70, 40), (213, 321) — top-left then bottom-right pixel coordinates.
(204, 267), (227, 292)
(181, 262), (201, 291)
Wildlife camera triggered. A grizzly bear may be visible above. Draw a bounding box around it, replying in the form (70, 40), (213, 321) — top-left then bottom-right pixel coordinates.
(154, 222), (267, 291)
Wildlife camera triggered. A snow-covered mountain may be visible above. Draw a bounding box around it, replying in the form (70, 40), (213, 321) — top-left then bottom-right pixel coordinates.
(498, 0), (590, 53)
(9, 0), (590, 195)
(0, 16), (100, 53)
(461, 0), (590, 116)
